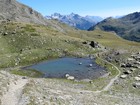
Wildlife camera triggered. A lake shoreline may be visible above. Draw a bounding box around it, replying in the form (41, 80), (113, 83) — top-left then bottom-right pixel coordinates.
(23, 57), (107, 80)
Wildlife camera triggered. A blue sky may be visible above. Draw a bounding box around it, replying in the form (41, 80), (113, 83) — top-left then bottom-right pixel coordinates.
(17, 0), (140, 17)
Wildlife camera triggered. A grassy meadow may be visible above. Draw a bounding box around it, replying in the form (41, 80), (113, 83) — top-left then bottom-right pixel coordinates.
(0, 21), (139, 69)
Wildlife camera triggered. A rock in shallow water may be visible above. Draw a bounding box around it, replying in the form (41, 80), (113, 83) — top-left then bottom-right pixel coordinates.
(79, 62), (82, 65)
(89, 64), (93, 67)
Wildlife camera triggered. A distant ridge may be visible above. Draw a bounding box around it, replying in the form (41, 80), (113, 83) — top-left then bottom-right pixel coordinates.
(46, 13), (103, 30)
(89, 12), (140, 42)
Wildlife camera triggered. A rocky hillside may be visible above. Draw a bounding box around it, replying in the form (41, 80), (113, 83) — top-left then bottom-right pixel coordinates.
(89, 12), (140, 42)
(0, 0), (48, 25)
(46, 13), (103, 30)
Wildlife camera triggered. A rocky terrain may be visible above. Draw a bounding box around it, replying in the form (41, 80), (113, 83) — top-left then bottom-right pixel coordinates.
(0, 64), (140, 105)
(0, 0), (49, 25)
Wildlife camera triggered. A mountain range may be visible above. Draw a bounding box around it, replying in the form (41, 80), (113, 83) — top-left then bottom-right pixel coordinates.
(89, 12), (140, 42)
(46, 13), (103, 30)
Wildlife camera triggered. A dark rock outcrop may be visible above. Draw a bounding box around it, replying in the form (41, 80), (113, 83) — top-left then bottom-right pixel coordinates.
(89, 41), (99, 48)
(82, 41), (100, 48)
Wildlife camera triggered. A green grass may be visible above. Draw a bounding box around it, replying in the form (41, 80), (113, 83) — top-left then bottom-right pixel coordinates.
(0, 21), (139, 71)
(92, 56), (120, 91)
(0, 20), (139, 105)
(11, 69), (43, 77)
(95, 57), (118, 77)
(23, 24), (36, 32)
(78, 30), (139, 52)
(0, 22), (95, 68)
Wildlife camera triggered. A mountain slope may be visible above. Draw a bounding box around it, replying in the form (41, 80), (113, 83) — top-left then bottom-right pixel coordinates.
(46, 13), (103, 30)
(0, 0), (80, 33)
(0, 0), (48, 25)
(89, 12), (140, 42)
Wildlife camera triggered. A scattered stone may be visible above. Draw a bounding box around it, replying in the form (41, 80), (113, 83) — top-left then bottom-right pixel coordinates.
(89, 64), (93, 67)
(120, 63), (126, 67)
(89, 55), (94, 59)
(133, 82), (140, 88)
(81, 79), (92, 83)
(7, 82), (10, 85)
(137, 52), (140, 55)
(30, 8), (34, 14)
(65, 74), (75, 80)
(115, 59), (119, 63)
(65, 40), (69, 43)
(89, 41), (99, 48)
(79, 62), (82, 65)
(120, 75), (127, 79)
(137, 66), (140, 69)
(127, 58), (135, 61)
(80, 92), (83, 94)
(43, 96), (46, 99)
(15, 63), (18, 66)
(130, 68), (136, 71)
(14, 82), (17, 85)
(67, 76), (75, 80)
(12, 31), (16, 34)
(82, 41), (88, 44)
(126, 63), (133, 67)
(7, 19), (11, 22)
(134, 77), (140, 81)
(136, 56), (140, 61)
(114, 80), (120, 85)
(123, 70), (131, 74)
(22, 76), (27, 79)
(65, 74), (70, 78)
(131, 54), (137, 58)
(89, 81), (93, 84)
(115, 52), (120, 55)
(3, 32), (8, 36)
(134, 61), (140, 64)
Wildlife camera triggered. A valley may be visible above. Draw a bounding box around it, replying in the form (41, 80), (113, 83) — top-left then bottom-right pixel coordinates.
(0, 20), (139, 105)
(0, 0), (140, 105)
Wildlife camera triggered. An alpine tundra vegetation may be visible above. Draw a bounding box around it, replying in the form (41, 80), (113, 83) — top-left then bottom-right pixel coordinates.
(0, 0), (140, 105)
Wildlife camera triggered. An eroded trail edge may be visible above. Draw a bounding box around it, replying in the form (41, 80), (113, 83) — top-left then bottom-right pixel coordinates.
(1, 72), (28, 105)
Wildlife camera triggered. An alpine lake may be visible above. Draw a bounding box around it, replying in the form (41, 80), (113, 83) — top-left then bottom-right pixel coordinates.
(24, 57), (107, 80)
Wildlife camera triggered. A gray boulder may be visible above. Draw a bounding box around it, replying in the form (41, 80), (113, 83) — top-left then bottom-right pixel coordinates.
(133, 82), (140, 88)
(67, 76), (75, 80)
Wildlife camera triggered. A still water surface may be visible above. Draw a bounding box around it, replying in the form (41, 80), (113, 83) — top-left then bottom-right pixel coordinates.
(26, 57), (106, 80)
